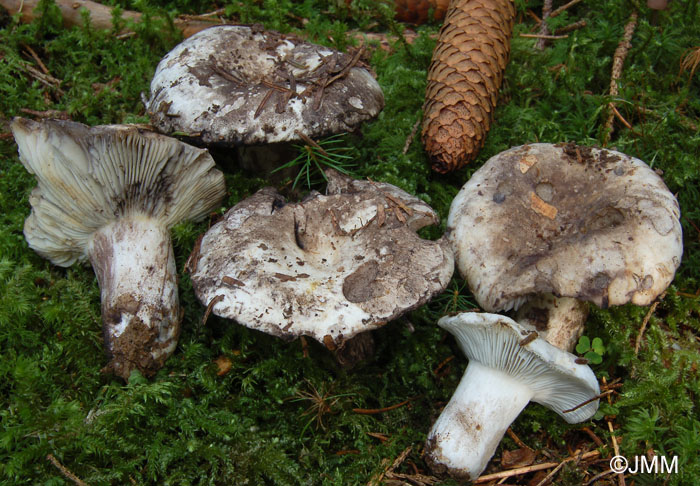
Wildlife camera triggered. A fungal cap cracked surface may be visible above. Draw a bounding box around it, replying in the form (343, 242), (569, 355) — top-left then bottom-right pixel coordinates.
(12, 117), (226, 267)
(447, 143), (683, 312)
(147, 25), (385, 146)
(189, 170), (454, 347)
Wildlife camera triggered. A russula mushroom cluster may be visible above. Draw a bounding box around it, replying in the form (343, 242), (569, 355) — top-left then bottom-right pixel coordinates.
(425, 312), (600, 480)
(146, 25), (384, 172)
(188, 169), (454, 356)
(447, 142), (682, 350)
(12, 118), (226, 380)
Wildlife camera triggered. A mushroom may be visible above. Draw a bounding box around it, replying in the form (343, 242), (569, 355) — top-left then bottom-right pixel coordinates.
(187, 169), (454, 365)
(447, 142), (682, 350)
(145, 25), (384, 174)
(425, 311), (600, 480)
(11, 118), (226, 380)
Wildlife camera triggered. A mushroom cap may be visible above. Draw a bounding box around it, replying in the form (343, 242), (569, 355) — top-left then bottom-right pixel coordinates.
(438, 312), (600, 423)
(447, 143), (682, 312)
(146, 25), (385, 146)
(11, 117), (226, 267)
(189, 170), (454, 346)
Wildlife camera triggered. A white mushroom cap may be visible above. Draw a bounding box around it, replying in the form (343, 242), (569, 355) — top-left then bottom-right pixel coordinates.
(13, 118), (226, 266)
(425, 312), (600, 480)
(447, 143), (683, 312)
(189, 170), (454, 347)
(146, 25), (385, 146)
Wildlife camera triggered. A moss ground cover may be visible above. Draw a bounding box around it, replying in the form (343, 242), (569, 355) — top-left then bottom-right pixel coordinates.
(0, 1), (698, 484)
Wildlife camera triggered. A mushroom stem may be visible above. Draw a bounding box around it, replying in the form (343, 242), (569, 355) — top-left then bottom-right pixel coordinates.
(515, 295), (589, 352)
(87, 215), (180, 380)
(425, 361), (533, 480)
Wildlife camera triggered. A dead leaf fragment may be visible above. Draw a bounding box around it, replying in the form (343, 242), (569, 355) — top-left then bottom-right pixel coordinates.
(519, 154), (537, 173)
(501, 447), (536, 469)
(530, 192), (558, 219)
(215, 355), (232, 376)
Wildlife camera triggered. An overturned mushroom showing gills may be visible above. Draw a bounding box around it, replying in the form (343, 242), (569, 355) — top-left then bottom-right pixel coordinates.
(12, 118), (226, 380)
(447, 143), (682, 348)
(425, 312), (600, 480)
(146, 25), (384, 172)
(189, 169), (453, 357)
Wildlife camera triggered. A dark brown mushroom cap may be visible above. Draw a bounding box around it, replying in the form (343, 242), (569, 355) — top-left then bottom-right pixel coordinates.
(189, 170), (454, 347)
(146, 25), (385, 145)
(447, 143), (682, 311)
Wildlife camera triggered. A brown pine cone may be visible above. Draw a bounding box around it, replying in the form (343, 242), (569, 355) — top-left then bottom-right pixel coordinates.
(422, 0), (516, 173)
(394, 0), (450, 24)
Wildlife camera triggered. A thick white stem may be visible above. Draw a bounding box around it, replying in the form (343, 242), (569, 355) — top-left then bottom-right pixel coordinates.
(425, 362), (533, 480)
(516, 295), (589, 352)
(88, 216), (180, 380)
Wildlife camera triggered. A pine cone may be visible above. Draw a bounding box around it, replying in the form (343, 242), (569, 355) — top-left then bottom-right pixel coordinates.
(394, 0), (450, 24)
(422, 0), (516, 173)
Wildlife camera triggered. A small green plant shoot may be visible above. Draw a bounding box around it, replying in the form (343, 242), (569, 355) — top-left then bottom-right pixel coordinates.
(273, 133), (356, 189)
(576, 335), (606, 365)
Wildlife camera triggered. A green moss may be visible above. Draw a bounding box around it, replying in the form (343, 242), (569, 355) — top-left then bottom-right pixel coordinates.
(1, 1), (699, 485)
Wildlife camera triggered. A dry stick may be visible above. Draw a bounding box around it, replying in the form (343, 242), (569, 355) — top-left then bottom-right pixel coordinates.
(535, 0), (553, 50)
(521, 33), (569, 40)
(22, 43), (50, 75)
(608, 419), (626, 486)
(562, 389), (614, 414)
(585, 468), (617, 485)
(202, 294), (224, 326)
(46, 454), (90, 486)
(610, 104), (634, 130)
(506, 427), (533, 451)
(353, 398), (412, 414)
(554, 19), (587, 35)
(603, 376), (626, 486)
(604, 11), (639, 145)
(634, 299), (661, 355)
(20, 108), (69, 119)
(294, 130), (329, 157)
(402, 118), (422, 154)
(533, 450), (578, 486)
(550, 0), (586, 18)
(581, 426), (605, 447)
(473, 451), (600, 484)
(0, 0), (221, 38)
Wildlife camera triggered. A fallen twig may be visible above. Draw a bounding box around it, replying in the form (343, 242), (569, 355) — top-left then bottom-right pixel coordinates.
(1, 0), (224, 38)
(634, 297), (662, 355)
(202, 294), (224, 326)
(522, 33), (569, 40)
(604, 11), (638, 145)
(46, 454), (90, 486)
(473, 450), (600, 484)
(535, 0), (553, 50)
(581, 426), (605, 447)
(554, 19), (587, 35)
(562, 389), (614, 414)
(353, 398), (412, 414)
(550, 0), (585, 18)
(20, 108), (70, 119)
(21, 43), (50, 75)
(402, 118), (421, 154)
(506, 427), (534, 451)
